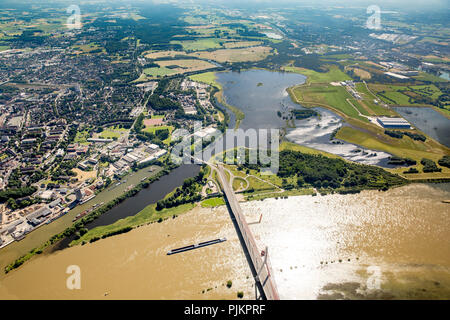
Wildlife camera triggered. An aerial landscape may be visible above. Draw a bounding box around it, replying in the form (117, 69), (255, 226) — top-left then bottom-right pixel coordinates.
(0, 0), (449, 304)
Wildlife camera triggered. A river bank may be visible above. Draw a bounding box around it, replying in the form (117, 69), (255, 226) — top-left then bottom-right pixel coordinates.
(1, 183), (448, 299)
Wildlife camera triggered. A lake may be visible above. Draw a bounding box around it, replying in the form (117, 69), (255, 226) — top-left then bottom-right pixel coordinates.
(216, 69), (306, 130)
(394, 107), (450, 148)
(215, 69), (396, 167)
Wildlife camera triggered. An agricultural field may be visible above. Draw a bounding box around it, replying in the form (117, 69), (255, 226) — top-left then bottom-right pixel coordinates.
(187, 46), (272, 63)
(170, 38), (224, 51)
(413, 71), (449, 83)
(142, 66), (177, 78)
(348, 67), (371, 79)
(368, 83), (445, 107)
(71, 43), (104, 55)
(0, 16), (68, 36)
(155, 59), (216, 74)
(186, 26), (237, 37)
(421, 55), (450, 63)
(222, 41), (262, 49)
(143, 50), (188, 59)
(138, 59), (217, 80)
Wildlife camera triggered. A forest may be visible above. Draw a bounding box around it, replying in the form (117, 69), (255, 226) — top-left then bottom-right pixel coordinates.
(277, 150), (406, 190)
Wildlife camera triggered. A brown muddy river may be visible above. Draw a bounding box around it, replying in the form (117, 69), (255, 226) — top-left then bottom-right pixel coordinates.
(0, 183), (449, 299)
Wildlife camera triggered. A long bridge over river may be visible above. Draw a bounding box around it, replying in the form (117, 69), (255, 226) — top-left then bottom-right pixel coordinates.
(215, 164), (280, 300)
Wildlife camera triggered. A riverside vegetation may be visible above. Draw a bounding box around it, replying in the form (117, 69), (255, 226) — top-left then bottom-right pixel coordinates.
(4, 158), (180, 274)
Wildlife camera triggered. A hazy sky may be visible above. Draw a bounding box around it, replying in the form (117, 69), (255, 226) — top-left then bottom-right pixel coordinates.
(149, 0), (450, 10)
(8, 0), (449, 12)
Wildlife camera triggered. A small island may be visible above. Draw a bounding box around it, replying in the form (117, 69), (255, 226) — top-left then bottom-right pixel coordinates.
(291, 109), (319, 119)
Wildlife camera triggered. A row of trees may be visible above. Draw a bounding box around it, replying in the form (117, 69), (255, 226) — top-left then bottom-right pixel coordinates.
(156, 166), (207, 211)
(384, 130), (426, 142)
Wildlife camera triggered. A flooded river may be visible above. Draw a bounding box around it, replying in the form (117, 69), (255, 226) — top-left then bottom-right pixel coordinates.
(1, 183), (449, 299)
(0, 206), (254, 300)
(216, 69), (397, 167)
(1, 70), (448, 299)
(285, 107), (395, 167)
(394, 107), (450, 148)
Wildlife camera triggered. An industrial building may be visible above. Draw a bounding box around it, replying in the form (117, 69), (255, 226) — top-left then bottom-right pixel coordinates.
(377, 117), (411, 129)
(26, 206), (52, 226)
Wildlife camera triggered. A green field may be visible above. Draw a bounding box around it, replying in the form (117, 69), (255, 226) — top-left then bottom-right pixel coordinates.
(72, 43), (105, 54)
(189, 72), (221, 88)
(413, 72), (448, 83)
(143, 67), (177, 77)
(289, 83), (369, 122)
(369, 83), (445, 107)
(142, 125), (173, 134)
(280, 141), (343, 159)
(354, 83), (396, 116)
(245, 188), (316, 201)
(99, 130), (121, 140)
(74, 129), (91, 144)
(200, 197), (225, 207)
(143, 125), (174, 144)
(283, 65), (352, 84)
(232, 177), (247, 191)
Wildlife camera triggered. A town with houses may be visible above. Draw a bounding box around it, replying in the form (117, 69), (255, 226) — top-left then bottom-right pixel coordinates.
(0, 55), (221, 248)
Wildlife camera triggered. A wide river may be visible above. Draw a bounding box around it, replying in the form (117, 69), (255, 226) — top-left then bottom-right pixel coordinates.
(1, 70), (449, 299)
(0, 183), (448, 299)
